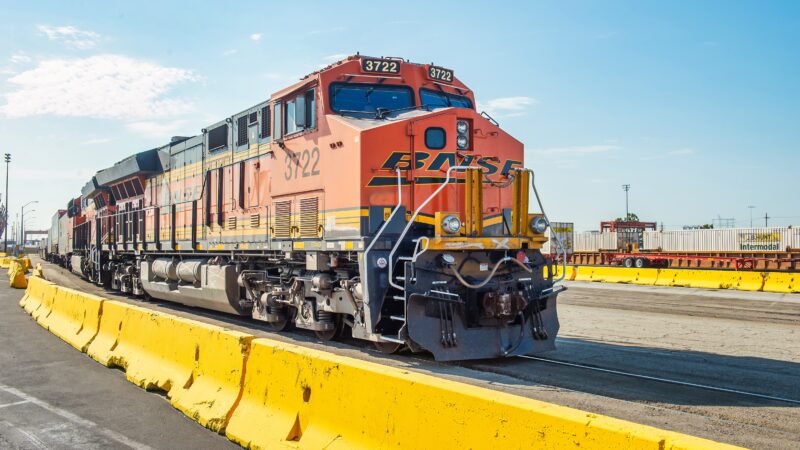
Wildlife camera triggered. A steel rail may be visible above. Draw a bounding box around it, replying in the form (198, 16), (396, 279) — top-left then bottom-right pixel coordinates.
(518, 355), (800, 406)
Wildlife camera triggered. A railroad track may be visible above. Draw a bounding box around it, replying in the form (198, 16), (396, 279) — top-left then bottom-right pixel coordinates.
(517, 355), (800, 406)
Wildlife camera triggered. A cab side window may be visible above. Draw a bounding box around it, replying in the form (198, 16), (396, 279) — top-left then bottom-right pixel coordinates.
(283, 88), (316, 136)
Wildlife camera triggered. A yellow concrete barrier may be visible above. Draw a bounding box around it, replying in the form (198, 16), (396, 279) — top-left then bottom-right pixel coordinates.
(590, 266), (640, 283)
(569, 266), (796, 294)
(20, 278), (740, 449)
(730, 272), (766, 292)
(86, 300), (252, 433)
(652, 268), (680, 287)
(669, 270), (737, 290)
(37, 287), (104, 352)
(226, 338), (736, 450)
(9, 261), (28, 289)
(32, 263), (44, 278)
(763, 272), (799, 293)
(631, 268), (660, 285)
(19, 257), (32, 271)
(19, 275), (55, 314)
(545, 264), (576, 281)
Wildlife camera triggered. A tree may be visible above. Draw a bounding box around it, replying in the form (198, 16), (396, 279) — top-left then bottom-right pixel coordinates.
(615, 213), (640, 222)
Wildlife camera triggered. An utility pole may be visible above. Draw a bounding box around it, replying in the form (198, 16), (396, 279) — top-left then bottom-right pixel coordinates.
(3, 153), (9, 252)
(764, 213), (770, 227)
(622, 184), (630, 219)
(20, 200), (37, 253)
(748, 205), (755, 228)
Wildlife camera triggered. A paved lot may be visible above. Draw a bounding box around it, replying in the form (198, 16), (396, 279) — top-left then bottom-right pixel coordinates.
(0, 274), (239, 450)
(23, 259), (800, 449)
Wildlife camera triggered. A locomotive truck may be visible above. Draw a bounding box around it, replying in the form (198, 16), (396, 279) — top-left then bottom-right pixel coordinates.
(42, 55), (565, 361)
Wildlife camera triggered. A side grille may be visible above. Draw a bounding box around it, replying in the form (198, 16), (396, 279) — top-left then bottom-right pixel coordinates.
(237, 116), (248, 146)
(250, 214), (260, 228)
(260, 106), (271, 138)
(299, 197), (319, 238)
(274, 200), (292, 238)
(227, 216), (237, 230)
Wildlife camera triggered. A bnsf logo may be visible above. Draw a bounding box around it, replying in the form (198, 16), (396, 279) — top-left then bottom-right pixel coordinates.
(368, 151), (522, 186)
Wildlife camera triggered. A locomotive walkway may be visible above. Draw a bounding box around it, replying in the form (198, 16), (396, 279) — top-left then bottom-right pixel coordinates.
(8, 258), (800, 449)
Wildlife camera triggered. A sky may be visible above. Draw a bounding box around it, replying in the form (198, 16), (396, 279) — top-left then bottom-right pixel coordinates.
(0, 0), (798, 235)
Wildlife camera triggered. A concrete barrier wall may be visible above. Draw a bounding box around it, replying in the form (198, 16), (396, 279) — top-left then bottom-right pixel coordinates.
(567, 266), (797, 293)
(18, 274), (740, 449)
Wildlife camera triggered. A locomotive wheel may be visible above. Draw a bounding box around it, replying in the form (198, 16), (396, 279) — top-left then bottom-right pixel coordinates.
(269, 310), (295, 332)
(373, 341), (403, 354)
(314, 314), (348, 342)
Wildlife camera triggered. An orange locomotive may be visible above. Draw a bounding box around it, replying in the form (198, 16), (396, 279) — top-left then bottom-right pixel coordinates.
(50, 55), (565, 360)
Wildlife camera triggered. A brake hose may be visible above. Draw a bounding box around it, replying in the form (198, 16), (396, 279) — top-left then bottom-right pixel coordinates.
(449, 256), (532, 289)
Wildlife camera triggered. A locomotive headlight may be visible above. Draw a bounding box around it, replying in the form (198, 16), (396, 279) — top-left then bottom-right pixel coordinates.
(456, 120), (469, 149)
(441, 215), (462, 234)
(530, 217), (548, 234)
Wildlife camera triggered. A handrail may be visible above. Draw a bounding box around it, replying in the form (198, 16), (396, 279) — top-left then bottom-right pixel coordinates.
(388, 165), (481, 290)
(363, 168), (403, 256)
(525, 168), (566, 284)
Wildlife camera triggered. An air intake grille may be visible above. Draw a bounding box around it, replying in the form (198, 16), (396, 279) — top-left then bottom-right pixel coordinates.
(237, 116), (248, 146)
(260, 106), (271, 138)
(227, 216), (237, 230)
(250, 214), (260, 228)
(299, 197), (319, 238)
(274, 200), (292, 238)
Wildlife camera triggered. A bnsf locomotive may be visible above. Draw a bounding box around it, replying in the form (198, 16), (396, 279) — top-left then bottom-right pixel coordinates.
(42, 55), (565, 361)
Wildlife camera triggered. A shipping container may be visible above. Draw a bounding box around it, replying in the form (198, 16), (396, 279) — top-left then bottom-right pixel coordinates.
(574, 231), (618, 252)
(643, 227), (800, 252)
(542, 222), (574, 255)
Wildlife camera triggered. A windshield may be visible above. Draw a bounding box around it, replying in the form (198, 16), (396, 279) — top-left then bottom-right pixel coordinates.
(419, 89), (472, 109)
(330, 83), (414, 115)
(420, 88), (473, 109)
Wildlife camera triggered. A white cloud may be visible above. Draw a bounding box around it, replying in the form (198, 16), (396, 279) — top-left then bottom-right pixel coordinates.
(0, 54), (197, 119)
(530, 145), (621, 155)
(478, 96), (537, 117)
(250, 33), (263, 42)
(37, 25), (101, 49)
(324, 53), (348, 61)
(10, 52), (32, 64)
(125, 120), (189, 138)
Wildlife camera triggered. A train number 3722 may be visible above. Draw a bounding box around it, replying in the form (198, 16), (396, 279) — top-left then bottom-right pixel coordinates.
(284, 148), (320, 180)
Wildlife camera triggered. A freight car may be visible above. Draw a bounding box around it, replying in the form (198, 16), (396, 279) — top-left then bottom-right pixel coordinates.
(569, 221), (800, 271)
(42, 55), (565, 361)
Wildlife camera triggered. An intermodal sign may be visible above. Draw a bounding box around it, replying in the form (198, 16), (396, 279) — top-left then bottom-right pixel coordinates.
(739, 232), (781, 251)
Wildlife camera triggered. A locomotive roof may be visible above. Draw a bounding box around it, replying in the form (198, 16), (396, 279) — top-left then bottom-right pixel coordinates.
(95, 148), (169, 186)
(80, 177), (102, 198)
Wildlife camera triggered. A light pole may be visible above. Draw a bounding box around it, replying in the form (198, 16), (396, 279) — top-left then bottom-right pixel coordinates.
(622, 184), (631, 220)
(3, 153), (9, 252)
(21, 200), (37, 253)
(747, 205), (755, 228)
